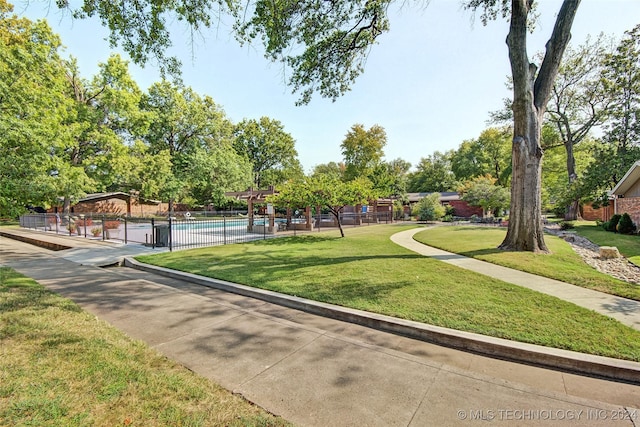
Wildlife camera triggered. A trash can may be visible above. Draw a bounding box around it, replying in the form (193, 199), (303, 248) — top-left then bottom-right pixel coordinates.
(154, 224), (169, 247)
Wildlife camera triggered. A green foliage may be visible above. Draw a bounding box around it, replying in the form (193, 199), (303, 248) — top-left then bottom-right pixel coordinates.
(138, 80), (252, 207)
(450, 127), (512, 186)
(233, 117), (301, 188)
(407, 151), (458, 192)
(617, 213), (636, 235)
(412, 193), (445, 222)
(341, 123), (387, 182)
(235, 1), (391, 104)
(269, 175), (377, 237)
(310, 162), (345, 181)
(571, 26), (640, 206)
(367, 159), (411, 198)
(605, 214), (622, 232)
(601, 24), (640, 151)
(459, 175), (510, 217)
(559, 221), (575, 230)
(0, 3), (70, 216)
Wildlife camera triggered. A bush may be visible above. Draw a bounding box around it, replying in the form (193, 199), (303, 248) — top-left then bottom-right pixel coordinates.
(617, 213), (637, 234)
(606, 214), (622, 232)
(103, 220), (120, 230)
(595, 219), (604, 227)
(412, 193), (445, 222)
(559, 221), (575, 230)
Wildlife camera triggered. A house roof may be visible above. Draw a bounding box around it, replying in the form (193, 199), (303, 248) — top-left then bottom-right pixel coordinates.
(78, 192), (131, 202)
(611, 160), (640, 196)
(407, 192), (460, 203)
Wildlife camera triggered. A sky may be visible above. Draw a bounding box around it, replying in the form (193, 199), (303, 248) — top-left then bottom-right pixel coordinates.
(17, 0), (640, 173)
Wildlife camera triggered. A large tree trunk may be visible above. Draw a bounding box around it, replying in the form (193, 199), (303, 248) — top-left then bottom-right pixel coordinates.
(500, 0), (580, 252)
(564, 140), (582, 220)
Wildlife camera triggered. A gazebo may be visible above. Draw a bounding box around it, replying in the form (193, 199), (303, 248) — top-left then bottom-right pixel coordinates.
(224, 186), (313, 233)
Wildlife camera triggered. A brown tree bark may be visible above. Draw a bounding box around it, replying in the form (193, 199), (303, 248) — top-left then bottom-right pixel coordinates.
(499, 0), (580, 252)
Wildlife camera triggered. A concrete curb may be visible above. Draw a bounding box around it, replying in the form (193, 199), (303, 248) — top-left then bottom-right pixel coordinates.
(124, 257), (640, 384)
(0, 230), (72, 251)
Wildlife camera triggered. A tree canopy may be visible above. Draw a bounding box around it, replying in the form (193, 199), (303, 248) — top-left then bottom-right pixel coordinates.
(269, 176), (377, 237)
(233, 117), (302, 189)
(341, 123), (387, 182)
(0, 2), (71, 216)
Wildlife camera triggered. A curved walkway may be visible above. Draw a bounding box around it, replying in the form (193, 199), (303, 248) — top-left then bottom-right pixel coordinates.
(390, 227), (640, 331)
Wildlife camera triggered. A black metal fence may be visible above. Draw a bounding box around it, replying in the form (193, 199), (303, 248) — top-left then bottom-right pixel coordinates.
(19, 210), (396, 251)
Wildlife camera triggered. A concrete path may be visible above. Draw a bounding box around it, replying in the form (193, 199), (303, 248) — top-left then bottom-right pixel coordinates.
(391, 227), (640, 331)
(1, 231), (640, 426)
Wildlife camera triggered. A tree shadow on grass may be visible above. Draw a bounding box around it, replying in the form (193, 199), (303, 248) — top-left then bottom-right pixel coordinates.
(251, 234), (341, 246)
(458, 248), (506, 258)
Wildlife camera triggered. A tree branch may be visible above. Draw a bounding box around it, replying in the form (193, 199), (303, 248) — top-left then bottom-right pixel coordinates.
(533, 0), (581, 111)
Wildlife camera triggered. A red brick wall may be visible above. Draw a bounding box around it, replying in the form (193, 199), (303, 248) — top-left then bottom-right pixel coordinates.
(50, 198), (165, 217)
(615, 198), (640, 226)
(449, 200), (483, 218)
(72, 199), (129, 215)
(581, 203), (613, 222)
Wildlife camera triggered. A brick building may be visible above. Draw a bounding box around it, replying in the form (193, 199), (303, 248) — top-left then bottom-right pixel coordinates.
(50, 192), (166, 217)
(611, 160), (640, 226)
(405, 192), (483, 218)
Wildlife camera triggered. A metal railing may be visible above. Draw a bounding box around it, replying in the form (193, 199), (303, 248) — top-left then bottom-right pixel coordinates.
(19, 210), (397, 251)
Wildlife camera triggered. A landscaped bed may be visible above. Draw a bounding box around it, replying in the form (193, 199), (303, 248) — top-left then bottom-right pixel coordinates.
(135, 224), (640, 361)
(573, 222), (640, 267)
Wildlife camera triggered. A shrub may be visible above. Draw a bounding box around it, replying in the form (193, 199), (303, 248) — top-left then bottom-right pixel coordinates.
(103, 220), (120, 230)
(559, 221), (575, 230)
(607, 214), (622, 232)
(91, 227), (102, 237)
(412, 193), (445, 222)
(595, 219), (604, 227)
(617, 213), (636, 234)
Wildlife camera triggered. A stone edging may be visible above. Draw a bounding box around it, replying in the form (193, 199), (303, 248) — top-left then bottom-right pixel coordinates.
(124, 257), (640, 384)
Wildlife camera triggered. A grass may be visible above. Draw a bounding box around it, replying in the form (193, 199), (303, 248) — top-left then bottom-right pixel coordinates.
(413, 225), (640, 301)
(573, 222), (640, 266)
(136, 224), (640, 361)
(0, 267), (290, 427)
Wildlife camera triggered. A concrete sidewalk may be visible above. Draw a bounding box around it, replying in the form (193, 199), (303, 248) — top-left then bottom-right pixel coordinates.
(391, 228), (640, 331)
(1, 231), (640, 426)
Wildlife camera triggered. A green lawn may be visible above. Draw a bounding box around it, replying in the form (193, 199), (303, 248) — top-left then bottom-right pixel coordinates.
(136, 224), (640, 361)
(413, 225), (640, 301)
(0, 267), (290, 426)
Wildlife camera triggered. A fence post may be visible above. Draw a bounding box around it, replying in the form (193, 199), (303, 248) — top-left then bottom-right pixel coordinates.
(223, 215), (227, 245)
(168, 217), (173, 252)
(124, 217), (128, 244)
(151, 217), (155, 249)
(102, 215), (106, 240)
